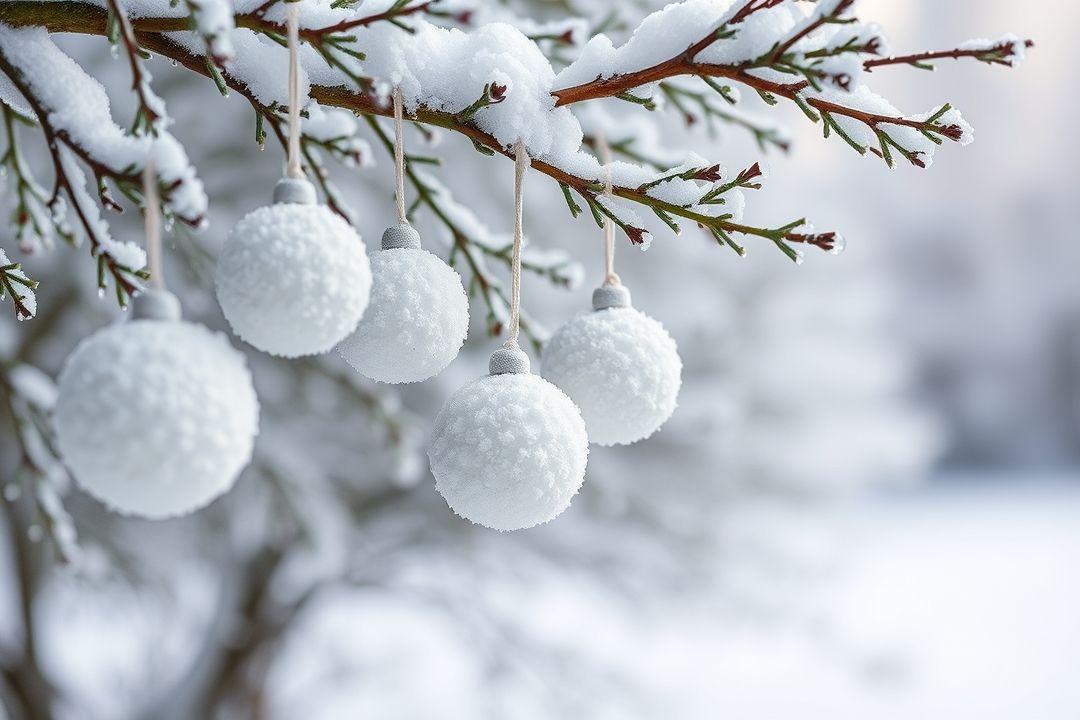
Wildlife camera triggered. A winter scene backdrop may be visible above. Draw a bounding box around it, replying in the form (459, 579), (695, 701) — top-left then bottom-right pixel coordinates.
(0, 0), (1077, 718)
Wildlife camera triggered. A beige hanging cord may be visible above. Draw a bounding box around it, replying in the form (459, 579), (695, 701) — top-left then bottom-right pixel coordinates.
(143, 155), (164, 291)
(594, 132), (620, 287)
(506, 140), (528, 349)
(286, 2), (304, 180)
(392, 87), (408, 224)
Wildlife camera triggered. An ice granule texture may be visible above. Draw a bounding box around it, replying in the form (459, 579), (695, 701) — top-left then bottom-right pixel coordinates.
(54, 320), (259, 519)
(542, 307), (682, 446)
(337, 248), (468, 384)
(428, 373), (589, 531)
(215, 203), (371, 357)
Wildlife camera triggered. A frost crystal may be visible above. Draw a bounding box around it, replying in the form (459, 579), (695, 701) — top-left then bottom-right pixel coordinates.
(337, 248), (469, 384)
(54, 320), (259, 519)
(429, 372), (589, 531)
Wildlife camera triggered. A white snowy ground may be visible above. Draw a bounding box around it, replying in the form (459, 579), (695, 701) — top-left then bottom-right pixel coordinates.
(636, 478), (1080, 720)
(6, 478), (1078, 719)
(268, 477), (1080, 720)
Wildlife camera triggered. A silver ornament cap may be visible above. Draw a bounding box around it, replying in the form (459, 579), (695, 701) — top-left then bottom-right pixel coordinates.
(272, 177), (317, 205)
(381, 222), (422, 250)
(489, 345), (530, 375)
(132, 288), (182, 321)
(592, 282), (632, 311)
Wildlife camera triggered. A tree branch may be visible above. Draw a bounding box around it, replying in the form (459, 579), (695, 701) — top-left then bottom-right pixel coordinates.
(0, 0), (1027, 256)
(0, 1), (837, 254)
(105, 0), (164, 134)
(0, 51), (147, 300)
(864, 38), (1034, 71)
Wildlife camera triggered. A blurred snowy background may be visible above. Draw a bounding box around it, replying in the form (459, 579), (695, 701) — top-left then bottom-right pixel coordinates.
(1, 0), (1078, 718)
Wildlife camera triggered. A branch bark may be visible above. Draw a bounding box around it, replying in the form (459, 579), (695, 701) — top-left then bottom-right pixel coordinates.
(0, 1), (826, 248)
(0, 0), (1011, 247)
(0, 489), (56, 720)
(0, 51), (144, 298)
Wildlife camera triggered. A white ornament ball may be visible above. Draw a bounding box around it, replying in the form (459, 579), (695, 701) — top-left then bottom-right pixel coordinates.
(542, 285), (681, 446)
(54, 314), (259, 519)
(428, 347), (589, 531)
(215, 179), (371, 358)
(336, 226), (469, 383)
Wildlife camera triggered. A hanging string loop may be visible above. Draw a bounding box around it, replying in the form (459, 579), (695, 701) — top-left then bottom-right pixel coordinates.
(594, 132), (620, 287)
(143, 154), (164, 291)
(504, 139), (529, 350)
(133, 147), (181, 321)
(285, 2), (304, 181)
(392, 87), (409, 225)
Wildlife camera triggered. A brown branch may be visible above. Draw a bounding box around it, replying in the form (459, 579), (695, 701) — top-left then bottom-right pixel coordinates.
(864, 39), (1034, 71)
(105, 29), (784, 246)
(0, 481), (57, 720)
(0, 1), (976, 149)
(765, 0), (854, 65)
(729, 0), (786, 25)
(558, 53), (940, 138)
(307, 0), (437, 35)
(222, 0), (439, 47)
(0, 52), (144, 297)
(0, 267), (36, 321)
(105, 0), (161, 131)
(0, 0), (999, 247)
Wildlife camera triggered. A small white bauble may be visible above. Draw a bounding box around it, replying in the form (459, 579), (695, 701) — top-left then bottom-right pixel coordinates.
(542, 283), (681, 446)
(54, 291), (259, 519)
(215, 178), (371, 358)
(428, 346), (589, 531)
(336, 223), (468, 383)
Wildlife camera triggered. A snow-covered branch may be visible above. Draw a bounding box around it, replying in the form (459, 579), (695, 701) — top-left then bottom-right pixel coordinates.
(0, 248), (37, 321)
(0, 362), (77, 564)
(863, 34), (1032, 72)
(552, 0), (1028, 169)
(0, 24), (208, 304)
(0, 0), (1029, 277)
(106, 0), (167, 135)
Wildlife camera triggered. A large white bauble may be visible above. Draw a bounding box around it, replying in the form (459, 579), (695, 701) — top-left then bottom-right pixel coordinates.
(542, 284), (681, 446)
(54, 316), (259, 519)
(215, 181), (371, 358)
(428, 347), (589, 531)
(337, 226), (468, 383)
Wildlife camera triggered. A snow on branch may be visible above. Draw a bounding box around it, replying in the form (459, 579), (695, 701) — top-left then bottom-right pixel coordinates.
(0, 247), (38, 320)
(864, 34), (1031, 73)
(0, 363), (78, 563)
(0, 23), (208, 305)
(0, 0), (1030, 268)
(182, 0), (236, 64)
(552, 0), (1031, 172)
(106, 0), (167, 135)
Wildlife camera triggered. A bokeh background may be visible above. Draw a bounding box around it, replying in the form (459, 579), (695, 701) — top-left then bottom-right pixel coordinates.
(1, 0), (1077, 718)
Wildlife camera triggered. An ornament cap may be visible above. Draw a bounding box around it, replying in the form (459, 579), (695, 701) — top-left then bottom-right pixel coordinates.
(381, 222), (422, 250)
(272, 177), (316, 205)
(592, 282), (632, 311)
(132, 288), (181, 321)
(489, 345), (530, 375)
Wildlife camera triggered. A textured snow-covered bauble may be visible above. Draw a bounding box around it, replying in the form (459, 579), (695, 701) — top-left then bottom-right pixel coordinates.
(428, 346), (589, 531)
(215, 178), (371, 358)
(336, 223), (468, 383)
(542, 283), (681, 446)
(54, 291), (259, 519)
